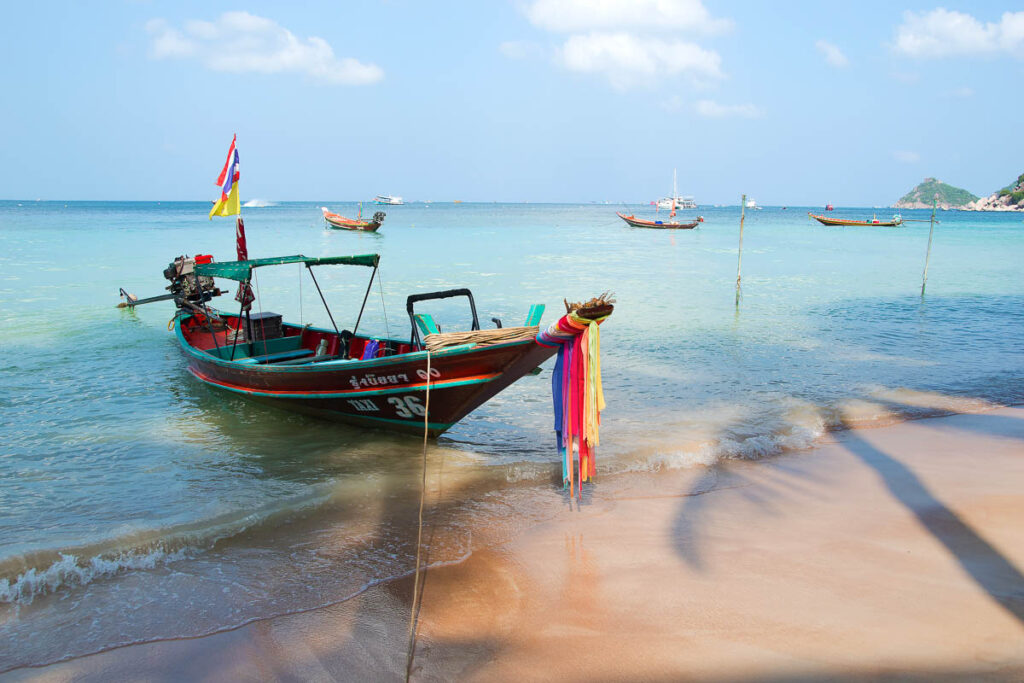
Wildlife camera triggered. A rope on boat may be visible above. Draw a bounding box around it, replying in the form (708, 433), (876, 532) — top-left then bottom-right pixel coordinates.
(423, 325), (539, 352)
(406, 350), (432, 682)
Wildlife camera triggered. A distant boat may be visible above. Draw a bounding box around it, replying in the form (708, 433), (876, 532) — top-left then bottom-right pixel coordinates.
(617, 212), (703, 229)
(808, 212), (903, 227)
(322, 206), (386, 232)
(374, 194), (404, 205)
(744, 198), (761, 210)
(656, 169), (697, 210)
(825, 203), (834, 211)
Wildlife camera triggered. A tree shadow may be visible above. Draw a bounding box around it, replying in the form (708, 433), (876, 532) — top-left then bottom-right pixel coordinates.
(866, 396), (1024, 444)
(669, 444), (834, 571)
(836, 415), (1024, 627)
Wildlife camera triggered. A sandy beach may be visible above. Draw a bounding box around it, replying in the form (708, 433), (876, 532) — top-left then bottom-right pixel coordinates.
(8, 406), (1024, 682)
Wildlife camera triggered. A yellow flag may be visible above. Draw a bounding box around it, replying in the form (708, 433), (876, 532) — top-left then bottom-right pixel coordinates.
(209, 181), (240, 219)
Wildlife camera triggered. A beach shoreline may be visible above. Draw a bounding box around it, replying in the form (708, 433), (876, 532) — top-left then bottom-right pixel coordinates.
(6, 406), (1024, 682)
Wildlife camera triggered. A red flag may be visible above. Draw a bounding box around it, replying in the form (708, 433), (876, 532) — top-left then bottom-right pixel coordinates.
(235, 216), (249, 261)
(235, 217), (255, 310)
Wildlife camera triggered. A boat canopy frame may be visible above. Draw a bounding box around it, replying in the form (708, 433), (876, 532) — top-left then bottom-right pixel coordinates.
(190, 253), (383, 361)
(195, 253), (380, 282)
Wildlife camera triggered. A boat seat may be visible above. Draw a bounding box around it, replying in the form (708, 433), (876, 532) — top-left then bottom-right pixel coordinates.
(523, 304), (545, 326)
(273, 353), (336, 366)
(413, 313), (441, 337)
(234, 349), (315, 364)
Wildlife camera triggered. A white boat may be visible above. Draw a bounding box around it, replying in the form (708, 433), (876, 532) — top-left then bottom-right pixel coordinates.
(374, 194), (404, 205)
(745, 198), (761, 210)
(655, 169), (696, 210)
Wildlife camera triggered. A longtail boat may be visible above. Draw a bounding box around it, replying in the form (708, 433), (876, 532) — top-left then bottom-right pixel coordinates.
(321, 206), (385, 232)
(808, 212), (903, 227)
(616, 212), (703, 229)
(149, 253), (611, 436)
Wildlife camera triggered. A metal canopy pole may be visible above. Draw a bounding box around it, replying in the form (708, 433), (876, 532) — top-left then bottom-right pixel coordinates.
(352, 264), (379, 338)
(192, 271), (221, 353)
(229, 278), (251, 361)
(305, 265), (341, 336)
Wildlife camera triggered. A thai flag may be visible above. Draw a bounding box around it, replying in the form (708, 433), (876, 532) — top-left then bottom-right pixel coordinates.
(209, 134), (241, 219)
(216, 134), (239, 201)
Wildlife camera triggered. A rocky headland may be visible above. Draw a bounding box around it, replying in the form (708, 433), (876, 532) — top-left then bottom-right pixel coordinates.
(964, 172), (1024, 211)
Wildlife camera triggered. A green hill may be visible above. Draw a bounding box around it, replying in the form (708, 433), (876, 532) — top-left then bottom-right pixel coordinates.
(893, 178), (979, 209)
(997, 172), (1024, 206)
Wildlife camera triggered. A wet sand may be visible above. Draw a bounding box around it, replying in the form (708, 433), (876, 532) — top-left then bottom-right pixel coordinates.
(8, 407), (1024, 682)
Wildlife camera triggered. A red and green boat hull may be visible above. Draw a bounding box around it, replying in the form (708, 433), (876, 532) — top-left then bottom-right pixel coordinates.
(616, 212), (701, 229)
(176, 314), (554, 436)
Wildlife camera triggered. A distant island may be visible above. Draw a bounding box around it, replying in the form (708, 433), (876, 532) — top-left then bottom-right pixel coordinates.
(964, 171), (1024, 212)
(892, 178), (978, 209)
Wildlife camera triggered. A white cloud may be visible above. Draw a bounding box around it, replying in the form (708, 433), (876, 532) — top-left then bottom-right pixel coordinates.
(695, 99), (762, 118)
(894, 150), (920, 163)
(147, 20), (194, 58)
(559, 32), (723, 89)
(947, 86), (974, 98)
(894, 9), (1024, 58)
(525, 0), (731, 34)
(145, 12), (383, 85)
(815, 39), (849, 67)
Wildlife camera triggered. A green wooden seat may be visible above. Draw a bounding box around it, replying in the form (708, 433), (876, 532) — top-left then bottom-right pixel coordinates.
(274, 353), (335, 366)
(523, 304), (545, 326)
(234, 348), (314, 364)
(414, 313), (441, 337)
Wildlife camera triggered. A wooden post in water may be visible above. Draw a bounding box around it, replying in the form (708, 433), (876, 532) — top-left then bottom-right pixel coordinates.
(921, 193), (938, 297)
(735, 194), (746, 307)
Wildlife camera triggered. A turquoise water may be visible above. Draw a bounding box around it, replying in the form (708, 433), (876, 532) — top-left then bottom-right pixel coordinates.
(1, 200), (1022, 669)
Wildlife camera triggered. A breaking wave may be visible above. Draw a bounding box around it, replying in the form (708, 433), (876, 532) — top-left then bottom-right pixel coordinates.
(0, 548), (192, 605)
(0, 483), (338, 606)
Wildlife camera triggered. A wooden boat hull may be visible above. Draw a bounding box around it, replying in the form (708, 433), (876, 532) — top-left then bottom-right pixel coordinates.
(616, 212), (701, 229)
(808, 212), (902, 227)
(176, 314), (554, 436)
(322, 207), (383, 231)
(323, 215), (381, 231)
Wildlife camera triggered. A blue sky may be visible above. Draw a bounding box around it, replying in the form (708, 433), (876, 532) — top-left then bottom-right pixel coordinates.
(1, 1), (1021, 205)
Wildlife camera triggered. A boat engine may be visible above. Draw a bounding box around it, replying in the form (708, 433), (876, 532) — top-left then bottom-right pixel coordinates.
(372, 211), (386, 223)
(163, 254), (219, 307)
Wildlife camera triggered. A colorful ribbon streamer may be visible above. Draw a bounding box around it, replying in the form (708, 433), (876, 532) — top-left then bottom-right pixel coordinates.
(538, 311), (609, 497)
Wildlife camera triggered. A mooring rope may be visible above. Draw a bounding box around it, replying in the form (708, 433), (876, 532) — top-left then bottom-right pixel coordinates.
(405, 350), (431, 682)
(423, 325), (539, 352)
